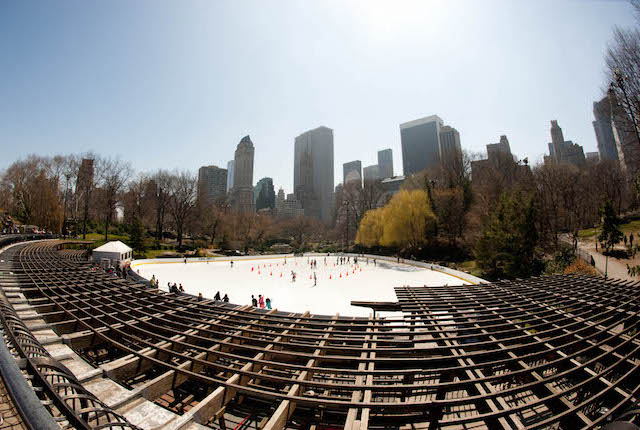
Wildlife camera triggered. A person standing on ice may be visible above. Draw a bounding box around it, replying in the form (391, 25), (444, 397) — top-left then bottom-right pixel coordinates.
(258, 295), (265, 308)
(313, 272), (317, 286)
(291, 271), (296, 282)
(266, 298), (272, 309)
(251, 295), (257, 307)
(230, 260), (234, 268)
(223, 294), (229, 302)
(214, 291), (221, 301)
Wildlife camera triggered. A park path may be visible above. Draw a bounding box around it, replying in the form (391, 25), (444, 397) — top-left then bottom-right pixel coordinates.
(576, 238), (637, 281)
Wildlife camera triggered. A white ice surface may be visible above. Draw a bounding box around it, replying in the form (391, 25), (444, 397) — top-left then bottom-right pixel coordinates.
(134, 256), (470, 317)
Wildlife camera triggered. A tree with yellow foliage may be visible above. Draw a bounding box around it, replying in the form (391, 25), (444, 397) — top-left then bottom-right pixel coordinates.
(355, 189), (437, 250)
(355, 208), (385, 247)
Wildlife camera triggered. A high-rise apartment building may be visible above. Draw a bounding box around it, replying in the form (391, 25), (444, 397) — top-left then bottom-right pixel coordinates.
(377, 149), (393, 179)
(593, 97), (619, 162)
(226, 160), (235, 193)
(545, 120), (586, 166)
(400, 115), (462, 175)
(230, 135), (255, 213)
(363, 165), (382, 182)
(197, 165), (227, 203)
(294, 126), (334, 222)
(343, 160), (362, 185)
(487, 135), (512, 160)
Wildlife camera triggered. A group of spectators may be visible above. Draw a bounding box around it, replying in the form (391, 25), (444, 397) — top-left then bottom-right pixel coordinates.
(251, 294), (272, 309)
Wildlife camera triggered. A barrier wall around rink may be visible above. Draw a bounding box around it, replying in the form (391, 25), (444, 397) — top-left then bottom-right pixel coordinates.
(130, 252), (486, 285)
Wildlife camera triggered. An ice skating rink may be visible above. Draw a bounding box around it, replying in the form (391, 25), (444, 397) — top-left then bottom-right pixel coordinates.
(133, 255), (472, 317)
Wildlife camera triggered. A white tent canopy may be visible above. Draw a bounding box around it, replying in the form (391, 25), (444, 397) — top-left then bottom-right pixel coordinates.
(92, 240), (133, 266)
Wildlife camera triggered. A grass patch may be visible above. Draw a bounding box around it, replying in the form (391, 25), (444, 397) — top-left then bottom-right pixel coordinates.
(578, 228), (598, 239)
(84, 233), (130, 242)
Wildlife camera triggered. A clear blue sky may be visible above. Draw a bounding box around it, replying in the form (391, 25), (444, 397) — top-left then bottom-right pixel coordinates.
(0, 0), (635, 193)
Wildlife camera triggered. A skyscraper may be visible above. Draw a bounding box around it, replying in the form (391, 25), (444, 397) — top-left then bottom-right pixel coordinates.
(343, 160), (362, 185)
(363, 165), (382, 182)
(377, 149), (393, 179)
(439, 125), (462, 164)
(487, 135), (512, 160)
(400, 115), (444, 175)
(226, 160), (235, 193)
(230, 135), (255, 213)
(197, 165), (227, 203)
(294, 126), (334, 222)
(545, 120), (585, 166)
(255, 177), (275, 211)
(593, 97), (619, 162)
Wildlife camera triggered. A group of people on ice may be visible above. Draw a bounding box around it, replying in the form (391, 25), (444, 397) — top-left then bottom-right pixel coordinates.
(251, 294), (272, 309)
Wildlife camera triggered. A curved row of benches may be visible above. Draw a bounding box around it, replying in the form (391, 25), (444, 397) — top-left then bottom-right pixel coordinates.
(1, 239), (640, 429)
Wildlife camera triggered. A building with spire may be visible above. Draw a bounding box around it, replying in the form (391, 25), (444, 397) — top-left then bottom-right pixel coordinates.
(230, 135), (255, 213)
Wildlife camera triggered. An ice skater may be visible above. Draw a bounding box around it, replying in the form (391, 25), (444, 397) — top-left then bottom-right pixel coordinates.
(291, 271), (296, 282)
(313, 272), (317, 287)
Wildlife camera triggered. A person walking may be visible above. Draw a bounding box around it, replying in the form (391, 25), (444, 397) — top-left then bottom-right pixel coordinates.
(197, 292), (203, 302)
(258, 295), (265, 308)
(214, 291), (221, 301)
(223, 294), (229, 303)
(266, 298), (272, 310)
(251, 295), (258, 307)
(313, 272), (317, 287)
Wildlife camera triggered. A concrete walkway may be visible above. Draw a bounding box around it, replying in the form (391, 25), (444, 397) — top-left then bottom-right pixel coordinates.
(576, 240), (637, 281)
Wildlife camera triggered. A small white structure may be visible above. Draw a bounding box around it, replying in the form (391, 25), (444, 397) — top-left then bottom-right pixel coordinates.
(92, 241), (133, 267)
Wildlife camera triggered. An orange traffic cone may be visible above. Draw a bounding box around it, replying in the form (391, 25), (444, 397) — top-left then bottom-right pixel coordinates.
(339, 273), (342, 278)
(258, 271), (261, 274)
(270, 272), (272, 276)
(329, 274), (332, 279)
(346, 272), (349, 277)
(310, 274), (312, 279)
(251, 267), (254, 272)
(280, 273), (282, 277)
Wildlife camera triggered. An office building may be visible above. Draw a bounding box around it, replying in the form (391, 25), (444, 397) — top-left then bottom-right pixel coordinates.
(400, 115), (444, 175)
(400, 115), (462, 175)
(255, 177), (275, 211)
(343, 160), (362, 186)
(363, 165), (382, 182)
(197, 165), (227, 203)
(439, 125), (462, 163)
(294, 126), (334, 222)
(593, 97), (619, 162)
(377, 149), (393, 179)
(226, 160), (235, 193)
(230, 135), (255, 213)
(586, 152), (600, 162)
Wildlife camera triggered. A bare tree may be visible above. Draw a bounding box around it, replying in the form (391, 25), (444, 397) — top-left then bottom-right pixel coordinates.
(167, 170), (197, 249)
(97, 157), (132, 241)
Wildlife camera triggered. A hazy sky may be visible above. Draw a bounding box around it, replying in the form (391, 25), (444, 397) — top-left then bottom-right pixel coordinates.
(0, 0), (635, 193)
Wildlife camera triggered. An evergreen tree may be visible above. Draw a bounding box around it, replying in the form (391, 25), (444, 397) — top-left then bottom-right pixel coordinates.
(129, 217), (146, 256)
(598, 199), (623, 255)
(474, 191), (544, 280)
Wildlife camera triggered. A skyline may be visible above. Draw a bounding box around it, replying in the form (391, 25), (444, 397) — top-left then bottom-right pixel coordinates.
(0, 0), (635, 193)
